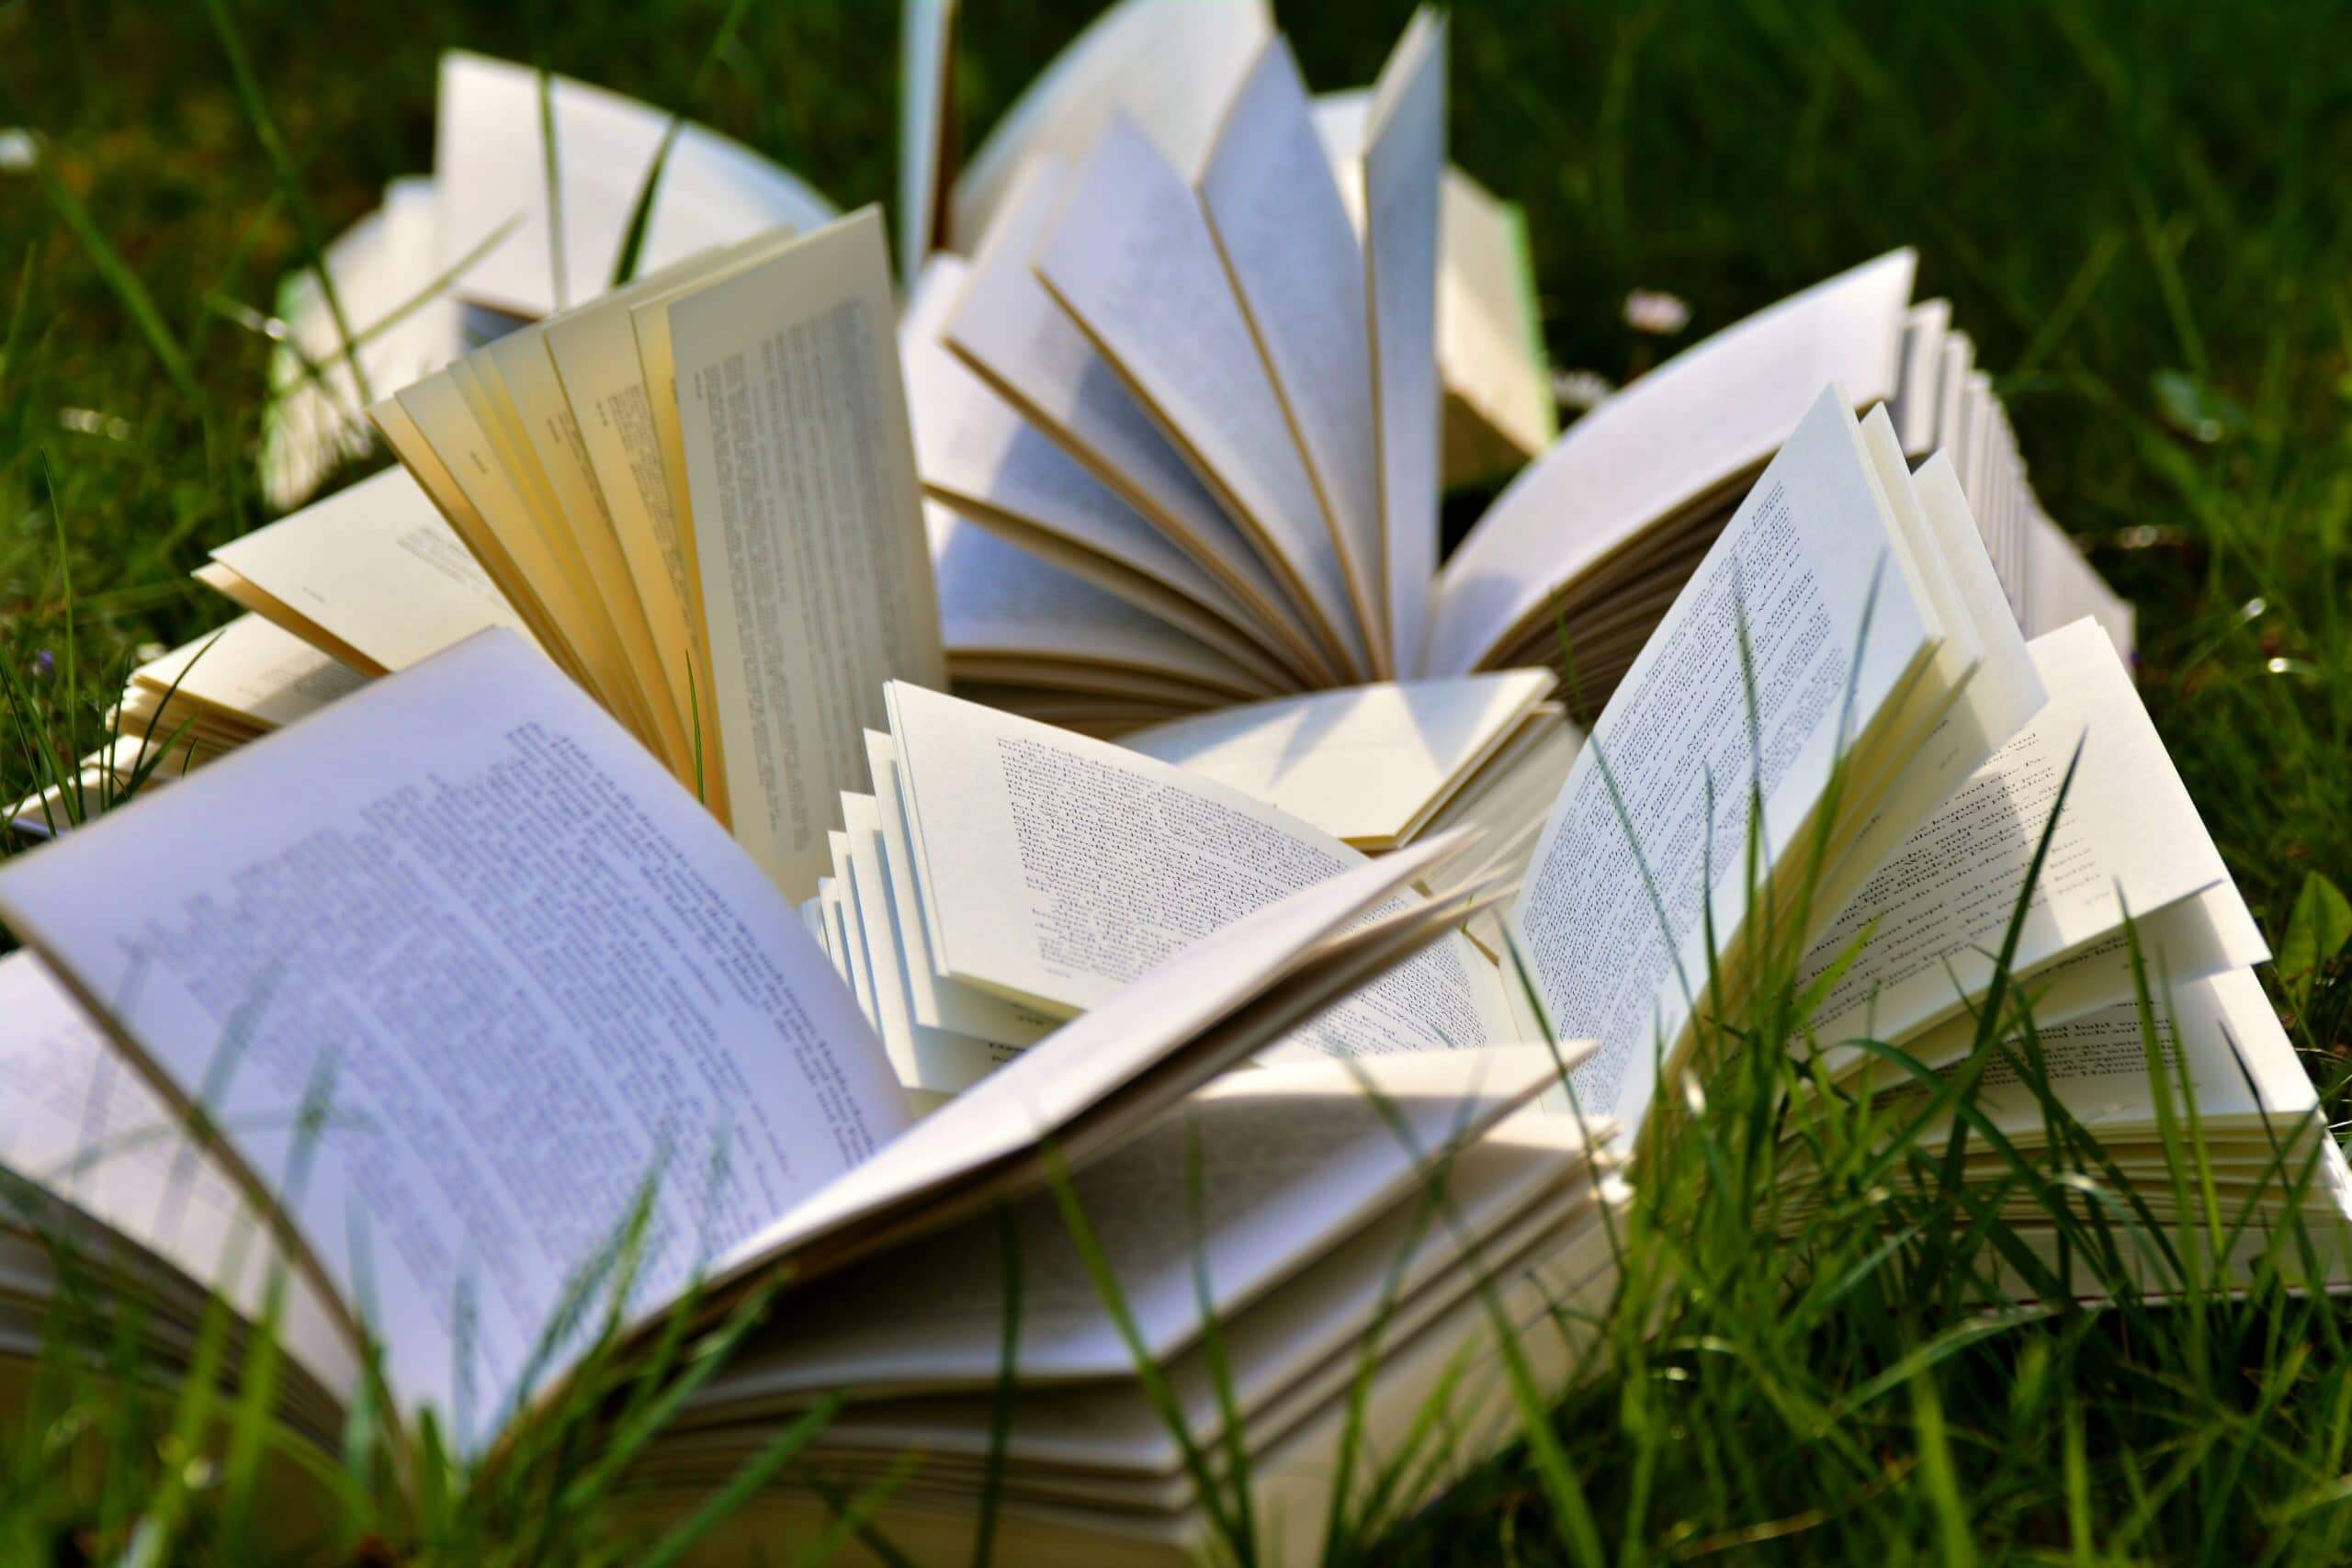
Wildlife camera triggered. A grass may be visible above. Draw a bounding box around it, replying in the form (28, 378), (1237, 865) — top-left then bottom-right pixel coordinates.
(1, 0), (2350, 1561)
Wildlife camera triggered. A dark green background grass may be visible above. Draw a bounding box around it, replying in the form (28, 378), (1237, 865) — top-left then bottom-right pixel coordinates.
(4, 0), (2352, 1560)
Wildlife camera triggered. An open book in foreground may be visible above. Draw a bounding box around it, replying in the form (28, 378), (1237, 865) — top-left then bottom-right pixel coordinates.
(0, 624), (1628, 1562)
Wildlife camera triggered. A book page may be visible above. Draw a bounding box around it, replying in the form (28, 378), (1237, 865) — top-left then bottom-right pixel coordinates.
(1505, 390), (1934, 1132)
(1197, 39), (1385, 663)
(664, 209), (947, 898)
(886, 681), (1519, 1056)
(931, 505), (1273, 700)
(904, 256), (1286, 683)
(944, 158), (1329, 683)
(482, 324), (691, 770)
(1360, 9), (1446, 676)
(1427, 250), (1916, 677)
(947, 0), (1272, 246)
(1891, 299), (1951, 456)
(0, 953), (362, 1407)
(898, 0), (957, 279)
(1796, 618), (2256, 1051)
(1119, 671), (1554, 847)
(0, 630), (910, 1444)
(209, 468), (535, 677)
(130, 615), (367, 733)
(433, 51), (835, 319)
(1035, 116), (1372, 679)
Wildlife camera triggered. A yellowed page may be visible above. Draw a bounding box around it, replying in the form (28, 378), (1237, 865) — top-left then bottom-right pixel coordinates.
(390, 371), (648, 738)
(209, 468), (537, 677)
(130, 615), (366, 733)
(448, 355), (668, 753)
(664, 208), (946, 897)
(483, 326), (693, 772)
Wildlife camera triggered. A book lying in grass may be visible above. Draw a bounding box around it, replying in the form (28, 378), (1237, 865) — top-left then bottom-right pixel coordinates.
(368, 207), (946, 897)
(1493, 386), (2276, 1156)
(0, 624), (1623, 1562)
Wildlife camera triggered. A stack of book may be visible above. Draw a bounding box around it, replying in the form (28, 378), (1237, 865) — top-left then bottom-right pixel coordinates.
(1, 376), (2333, 1559)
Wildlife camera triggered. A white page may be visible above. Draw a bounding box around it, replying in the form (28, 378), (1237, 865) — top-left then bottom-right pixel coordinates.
(433, 51), (835, 319)
(1036, 116), (1372, 678)
(945, 158), (1327, 682)
(866, 733), (1061, 1047)
(210, 468), (536, 677)
(931, 504), (1270, 698)
(831, 831), (881, 1030)
(1797, 617), (2252, 1050)
(1360, 10), (1446, 676)
(841, 792), (1016, 1098)
(1891, 299), (1951, 456)
(887, 681), (1518, 1055)
(0, 630), (908, 1445)
(734, 829), (1475, 1272)
(666, 209), (947, 897)
(1197, 39), (1385, 661)
(1865, 971), (2315, 1139)
(906, 257), (1281, 681)
(1935, 331), (1974, 478)
(0, 953), (362, 1406)
(898, 0), (958, 280)
(1505, 389), (1934, 1131)
(1119, 671), (1554, 847)
(1427, 250), (1916, 677)
(948, 0), (1272, 246)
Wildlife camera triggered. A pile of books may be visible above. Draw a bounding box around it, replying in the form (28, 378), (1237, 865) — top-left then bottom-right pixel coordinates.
(5, 4), (2294, 1562)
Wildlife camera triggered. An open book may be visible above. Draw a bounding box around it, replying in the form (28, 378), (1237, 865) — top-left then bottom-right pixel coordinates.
(0, 624), (1623, 1562)
(366, 208), (945, 898)
(911, 6), (2132, 717)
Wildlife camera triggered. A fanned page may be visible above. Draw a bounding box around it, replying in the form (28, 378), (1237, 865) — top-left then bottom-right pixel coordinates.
(946, 0), (1272, 247)
(1504, 390), (1935, 1134)
(1424, 249), (1917, 677)
(930, 505), (1275, 703)
(432, 51), (835, 319)
(663, 209), (946, 897)
(208, 468), (534, 677)
(1036, 115), (1373, 680)
(1119, 670), (1555, 848)
(905, 254), (1290, 685)
(1359, 8), (1446, 676)
(883, 681), (1521, 1056)
(944, 157), (1330, 685)
(1796, 617), (2265, 1057)
(1196, 39), (1385, 667)
(0, 630), (910, 1447)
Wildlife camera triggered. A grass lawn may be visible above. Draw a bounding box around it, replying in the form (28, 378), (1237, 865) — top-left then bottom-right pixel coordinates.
(3, 0), (2350, 1560)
